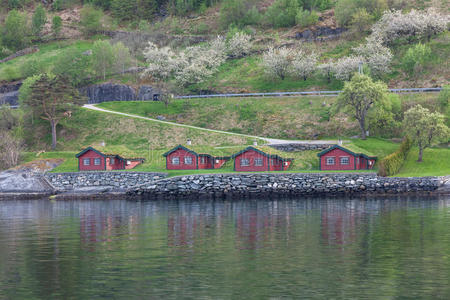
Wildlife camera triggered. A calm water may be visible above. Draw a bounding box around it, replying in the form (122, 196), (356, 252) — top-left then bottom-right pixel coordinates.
(1, 197), (450, 299)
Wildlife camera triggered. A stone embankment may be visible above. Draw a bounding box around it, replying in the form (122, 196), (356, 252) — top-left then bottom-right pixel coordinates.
(128, 173), (443, 200)
(46, 172), (167, 192)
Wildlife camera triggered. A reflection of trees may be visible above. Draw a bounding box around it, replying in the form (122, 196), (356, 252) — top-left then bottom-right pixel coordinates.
(0, 197), (449, 298)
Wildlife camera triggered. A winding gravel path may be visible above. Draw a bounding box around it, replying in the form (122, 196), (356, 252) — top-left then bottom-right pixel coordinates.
(83, 104), (339, 145)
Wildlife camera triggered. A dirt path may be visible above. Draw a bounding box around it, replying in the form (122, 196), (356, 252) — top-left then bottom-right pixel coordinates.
(83, 104), (340, 145)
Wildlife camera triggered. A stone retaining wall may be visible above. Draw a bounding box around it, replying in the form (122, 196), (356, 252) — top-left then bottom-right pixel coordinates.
(46, 172), (167, 191)
(269, 144), (332, 152)
(128, 173), (441, 200)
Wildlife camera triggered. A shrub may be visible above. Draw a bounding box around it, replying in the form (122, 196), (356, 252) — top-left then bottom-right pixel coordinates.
(32, 4), (47, 37)
(21, 58), (46, 78)
(265, 0), (300, 28)
(79, 5), (104, 37)
(219, 0), (246, 29)
(3, 66), (22, 81)
(1, 10), (30, 51)
(296, 9), (319, 27)
(401, 43), (432, 75)
(52, 16), (63, 37)
(52, 48), (93, 87)
(377, 137), (412, 176)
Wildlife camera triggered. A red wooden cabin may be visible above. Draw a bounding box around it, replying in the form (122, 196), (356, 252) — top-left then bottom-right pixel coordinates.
(317, 145), (377, 171)
(231, 147), (292, 172)
(163, 145), (230, 170)
(76, 147), (145, 171)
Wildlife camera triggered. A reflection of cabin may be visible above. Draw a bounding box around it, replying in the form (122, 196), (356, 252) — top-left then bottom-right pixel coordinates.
(231, 146), (293, 172)
(163, 145), (230, 170)
(76, 147), (145, 171)
(317, 145), (377, 171)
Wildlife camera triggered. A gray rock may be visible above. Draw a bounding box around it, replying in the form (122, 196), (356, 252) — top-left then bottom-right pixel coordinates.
(80, 83), (138, 104)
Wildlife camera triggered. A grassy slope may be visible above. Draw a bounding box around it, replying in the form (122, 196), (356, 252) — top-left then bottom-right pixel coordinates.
(0, 40), (94, 82)
(97, 92), (441, 140)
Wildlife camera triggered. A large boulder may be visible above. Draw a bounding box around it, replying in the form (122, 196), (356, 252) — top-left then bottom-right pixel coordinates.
(80, 83), (138, 104)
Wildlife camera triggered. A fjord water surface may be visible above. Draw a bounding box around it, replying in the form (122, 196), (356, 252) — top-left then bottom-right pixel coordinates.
(1, 197), (450, 299)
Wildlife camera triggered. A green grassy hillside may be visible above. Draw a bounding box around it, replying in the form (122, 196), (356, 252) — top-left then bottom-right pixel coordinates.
(97, 92), (442, 140)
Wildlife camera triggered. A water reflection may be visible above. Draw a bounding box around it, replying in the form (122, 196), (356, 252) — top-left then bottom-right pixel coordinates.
(0, 196), (449, 299)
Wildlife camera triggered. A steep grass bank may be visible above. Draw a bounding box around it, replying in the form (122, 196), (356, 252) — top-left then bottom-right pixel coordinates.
(97, 93), (441, 140)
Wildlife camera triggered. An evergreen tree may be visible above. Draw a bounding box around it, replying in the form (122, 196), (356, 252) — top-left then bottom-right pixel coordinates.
(25, 75), (86, 150)
(32, 4), (47, 37)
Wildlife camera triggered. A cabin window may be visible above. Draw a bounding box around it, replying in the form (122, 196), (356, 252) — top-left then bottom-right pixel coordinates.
(184, 157), (193, 164)
(215, 159), (220, 164)
(83, 158), (90, 166)
(94, 158), (101, 166)
(326, 157), (335, 165)
(340, 157), (350, 165)
(172, 157), (180, 165)
(254, 158), (263, 166)
(240, 158), (250, 166)
(110, 158), (115, 165)
(201, 157), (206, 164)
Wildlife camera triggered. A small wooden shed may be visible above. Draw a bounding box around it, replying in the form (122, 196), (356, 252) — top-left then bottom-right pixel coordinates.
(317, 145), (377, 171)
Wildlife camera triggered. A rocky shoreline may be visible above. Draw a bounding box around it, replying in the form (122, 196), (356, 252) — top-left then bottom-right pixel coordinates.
(1, 171), (448, 201)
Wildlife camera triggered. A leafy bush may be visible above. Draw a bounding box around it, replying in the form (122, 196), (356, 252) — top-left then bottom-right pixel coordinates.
(31, 4), (47, 37)
(377, 137), (412, 176)
(219, 0), (246, 28)
(21, 58), (46, 78)
(296, 9), (319, 27)
(401, 43), (432, 75)
(265, 0), (300, 28)
(1, 10), (30, 51)
(52, 48), (93, 87)
(335, 0), (387, 26)
(80, 5), (104, 37)
(3, 66), (22, 81)
(52, 16), (63, 37)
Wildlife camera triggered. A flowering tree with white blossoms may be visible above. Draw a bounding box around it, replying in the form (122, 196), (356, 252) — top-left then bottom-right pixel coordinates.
(262, 47), (294, 80)
(142, 42), (179, 80)
(371, 9), (449, 45)
(291, 50), (318, 81)
(353, 36), (393, 77)
(226, 32), (252, 58)
(331, 55), (364, 81)
(142, 36), (227, 87)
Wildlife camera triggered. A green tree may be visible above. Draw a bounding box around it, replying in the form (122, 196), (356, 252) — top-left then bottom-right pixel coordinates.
(351, 8), (372, 34)
(265, 0), (300, 28)
(219, 0), (246, 28)
(402, 43), (432, 75)
(32, 4), (47, 37)
(52, 48), (93, 87)
(52, 16), (63, 37)
(92, 40), (115, 80)
(403, 105), (449, 162)
(1, 10), (30, 51)
(336, 73), (388, 139)
(79, 5), (104, 37)
(25, 74), (86, 150)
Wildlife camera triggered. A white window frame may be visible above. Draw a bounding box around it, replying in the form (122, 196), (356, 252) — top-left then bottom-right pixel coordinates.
(201, 157), (206, 164)
(172, 157), (180, 165)
(83, 158), (90, 166)
(110, 158), (115, 165)
(326, 157), (335, 165)
(94, 158), (101, 166)
(240, 158), (250, 166)
(254, 158), (263, 166)
(184, 156), (193, 165)
(340, 157), (350, 165)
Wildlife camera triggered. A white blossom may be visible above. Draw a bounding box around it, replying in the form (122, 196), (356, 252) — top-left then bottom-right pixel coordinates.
(226, 32), (252, 58)
(262, 47), (294, 80)
(371, 9), (449, 45)
(353, 36), (393, 77)
(290, 50), (318, 80)
(331, 56), (364, 81)
(142, 42), (178, 80)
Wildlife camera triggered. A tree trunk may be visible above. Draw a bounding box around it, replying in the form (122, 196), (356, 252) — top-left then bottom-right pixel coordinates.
(417, 147), (424, 162)
(51, 120), (57, 150)
(359, 119), (366, 140)
(304, 76), (307, 81)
